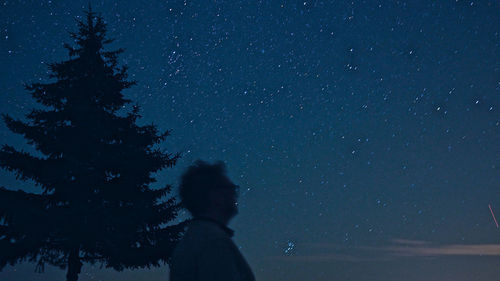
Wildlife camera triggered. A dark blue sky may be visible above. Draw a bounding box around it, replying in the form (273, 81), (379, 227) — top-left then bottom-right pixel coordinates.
(1, 1), (499, 280)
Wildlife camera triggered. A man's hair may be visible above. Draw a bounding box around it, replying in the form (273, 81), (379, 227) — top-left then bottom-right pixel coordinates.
(179, 160), (229, 217)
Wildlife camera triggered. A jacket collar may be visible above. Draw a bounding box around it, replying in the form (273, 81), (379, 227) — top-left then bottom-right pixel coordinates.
(192, 216), (235, 238)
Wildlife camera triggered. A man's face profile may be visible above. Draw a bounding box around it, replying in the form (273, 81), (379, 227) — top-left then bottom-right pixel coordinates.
(210, 181), (239, 219)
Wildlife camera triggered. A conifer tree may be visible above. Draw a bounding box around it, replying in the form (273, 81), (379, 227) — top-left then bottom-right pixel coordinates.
(0, 8), (185, 281)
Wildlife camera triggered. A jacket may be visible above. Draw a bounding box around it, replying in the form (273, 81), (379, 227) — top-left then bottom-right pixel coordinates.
(170, 218), (255, 281)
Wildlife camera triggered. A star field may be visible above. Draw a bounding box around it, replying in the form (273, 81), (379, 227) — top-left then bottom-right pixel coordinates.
(1, 1), (499, 280)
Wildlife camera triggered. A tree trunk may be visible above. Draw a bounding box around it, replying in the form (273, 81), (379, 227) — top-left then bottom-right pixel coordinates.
(66, 248), (83, 281)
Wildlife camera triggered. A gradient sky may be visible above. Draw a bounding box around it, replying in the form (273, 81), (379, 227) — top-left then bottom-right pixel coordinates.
(1, 1), (499, 280)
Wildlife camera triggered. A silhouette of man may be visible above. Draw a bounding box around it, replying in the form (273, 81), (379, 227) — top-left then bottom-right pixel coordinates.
(170, 160), (255, 281)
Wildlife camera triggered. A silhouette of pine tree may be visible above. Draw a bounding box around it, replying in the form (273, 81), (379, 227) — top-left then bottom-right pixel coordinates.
(0, 7), (185, 281)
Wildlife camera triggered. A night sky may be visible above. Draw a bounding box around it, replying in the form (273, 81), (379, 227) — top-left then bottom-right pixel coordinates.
(1, 1), (499, 280)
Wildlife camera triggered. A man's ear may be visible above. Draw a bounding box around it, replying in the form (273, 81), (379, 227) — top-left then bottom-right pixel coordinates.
(207, 189), (222, 206)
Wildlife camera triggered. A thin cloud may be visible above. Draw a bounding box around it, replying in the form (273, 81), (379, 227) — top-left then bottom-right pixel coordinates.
(268, 254), (392, 263)
(267, 239), (500, 263)
(384, 239), (500, 257)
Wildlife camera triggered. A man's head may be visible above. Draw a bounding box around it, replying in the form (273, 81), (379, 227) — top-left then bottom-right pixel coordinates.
(179, 160), (239, 224)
